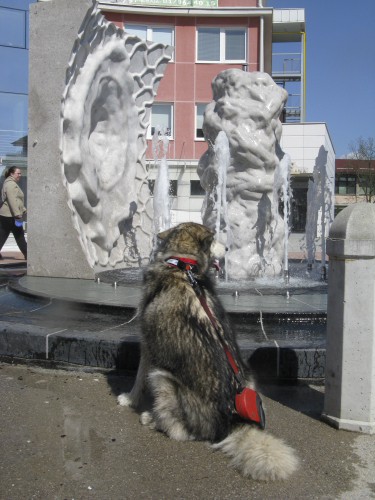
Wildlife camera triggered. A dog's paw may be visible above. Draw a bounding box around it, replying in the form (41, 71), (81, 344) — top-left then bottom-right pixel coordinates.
(140, 411), (155, 429)
(117, 393), (133, 407)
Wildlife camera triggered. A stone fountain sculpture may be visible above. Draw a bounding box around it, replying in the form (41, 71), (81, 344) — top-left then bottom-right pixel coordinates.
(28, 1), (288, 281)
(61, 2), (173, 270)
(198, 69), (289, 280)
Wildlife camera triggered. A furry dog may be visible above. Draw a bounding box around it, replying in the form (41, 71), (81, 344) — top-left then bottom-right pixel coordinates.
(118, 222), (298, 481)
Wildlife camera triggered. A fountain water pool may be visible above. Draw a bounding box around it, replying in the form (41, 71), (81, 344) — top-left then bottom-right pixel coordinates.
(97, 261), (327, 359)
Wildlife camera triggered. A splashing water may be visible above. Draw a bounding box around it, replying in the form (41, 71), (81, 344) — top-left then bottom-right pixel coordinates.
(305, 177), (319, 267)
(273, 151), (292, 280)
(213, 131), (231, 280)
(305, 148), (330, 271)
(152, 125), (171, 240)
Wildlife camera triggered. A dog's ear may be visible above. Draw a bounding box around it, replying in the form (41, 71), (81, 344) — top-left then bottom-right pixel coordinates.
(201, 232), (215, 253)
(157, 227), (174, 240)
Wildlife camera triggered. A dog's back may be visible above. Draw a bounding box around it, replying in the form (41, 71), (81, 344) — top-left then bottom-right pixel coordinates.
(141, 238), (240, 442)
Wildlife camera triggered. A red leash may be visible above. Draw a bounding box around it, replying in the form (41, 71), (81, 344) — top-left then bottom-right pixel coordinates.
(165, 256), (266, 429)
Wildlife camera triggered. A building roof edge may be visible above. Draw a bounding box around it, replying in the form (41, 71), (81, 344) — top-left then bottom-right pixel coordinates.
(98, 2), (273, 17)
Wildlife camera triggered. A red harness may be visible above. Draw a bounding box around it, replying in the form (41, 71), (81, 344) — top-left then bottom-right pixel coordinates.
(165, 256), (265, 429)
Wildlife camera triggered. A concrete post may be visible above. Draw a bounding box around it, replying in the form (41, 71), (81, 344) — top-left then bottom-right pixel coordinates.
(322, 203), (375, 433)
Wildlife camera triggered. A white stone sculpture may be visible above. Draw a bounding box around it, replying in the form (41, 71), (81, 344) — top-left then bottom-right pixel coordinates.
(61, 2), (173, 270)
(198, 70), (288, 279)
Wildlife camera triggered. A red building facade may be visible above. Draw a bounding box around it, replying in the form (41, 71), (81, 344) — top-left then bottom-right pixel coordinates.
(101, 0), (272, 163)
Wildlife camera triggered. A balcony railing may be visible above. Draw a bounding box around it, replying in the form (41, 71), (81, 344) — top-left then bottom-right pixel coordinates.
(272, 53), (301, 75)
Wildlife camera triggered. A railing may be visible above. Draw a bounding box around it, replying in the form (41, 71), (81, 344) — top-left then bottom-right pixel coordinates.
(272, 53), (301, 75)
(284, 107), (301, 123)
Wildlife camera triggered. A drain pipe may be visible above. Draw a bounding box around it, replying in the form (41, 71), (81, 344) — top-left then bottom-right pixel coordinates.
(258, 0), (264, 72)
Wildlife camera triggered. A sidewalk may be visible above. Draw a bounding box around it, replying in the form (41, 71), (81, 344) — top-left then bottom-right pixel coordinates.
(0, 250), (26, 267)
(0, 234), (27, 267)
(1, 362), (374, 499)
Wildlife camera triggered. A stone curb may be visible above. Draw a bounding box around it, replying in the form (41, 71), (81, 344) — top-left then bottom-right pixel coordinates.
(1, 275), (327, 381)
(0, 319), (325, 381)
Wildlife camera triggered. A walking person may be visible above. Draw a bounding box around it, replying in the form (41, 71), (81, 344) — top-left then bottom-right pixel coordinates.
(0, 166), (27, 259)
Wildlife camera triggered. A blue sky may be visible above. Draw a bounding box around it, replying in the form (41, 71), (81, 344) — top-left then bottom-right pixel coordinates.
(1, 0), (374, 159)
(269, 0), (375, 158)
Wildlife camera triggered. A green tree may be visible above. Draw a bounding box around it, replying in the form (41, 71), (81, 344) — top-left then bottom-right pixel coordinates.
(348, 136), (375, 203)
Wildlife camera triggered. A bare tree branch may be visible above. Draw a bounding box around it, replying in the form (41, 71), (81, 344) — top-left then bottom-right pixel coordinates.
(348, 137), (375, 202)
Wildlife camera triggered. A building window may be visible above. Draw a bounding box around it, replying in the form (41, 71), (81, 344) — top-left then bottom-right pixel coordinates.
(335, 174), (356, 195)
(290, 187), (307, 233)
(190, 180), (205, 196)
(148, 179), (178, 197)
(152, 27), (174, 46)
(197, 27), (246, 62)
(125, 24), (174, 47)
(0, 7), (26, 49)
(225, 29), (246, 60)
(150, 103), (173, 138)
(196, 104), (207, 139)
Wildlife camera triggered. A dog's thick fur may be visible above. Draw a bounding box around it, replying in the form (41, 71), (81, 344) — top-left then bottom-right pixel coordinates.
(118, 222), (298, 481)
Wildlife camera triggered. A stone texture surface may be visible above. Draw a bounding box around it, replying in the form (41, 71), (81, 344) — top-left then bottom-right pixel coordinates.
(324, 203), (375, 433)
(198, 70), (288, 279)
(61, 4), (172, 271)
(28, 0), (94, 279)
(28, 0), (172, 278)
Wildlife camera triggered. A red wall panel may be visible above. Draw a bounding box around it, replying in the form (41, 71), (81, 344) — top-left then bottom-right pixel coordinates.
(102, 9), (262, 161)
(175, 22), (196, 63)
(174, 102), (195, 158)
(176, 64), (195, 101)
(155, 64), (175, 101)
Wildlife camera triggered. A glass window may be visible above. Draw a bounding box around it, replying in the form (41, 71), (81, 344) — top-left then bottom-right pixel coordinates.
(152, 27), (173, 46)
(0, 46), (29, 94)
(148, 179), (177, 197)
(357, 174), (375, 196)
(0, 7), (26, 48)
(125, 24), (148, 40)
(196, 104), (207, 139)
(190, 180), (205, 196)
(197, 28), (220, 61)
(197, 27), (246, 62)
(335, 175), (356, 195)
(290, 186), (307, 232)
(0, 93), (28, 170)
(150, 103), (173, 137)
(169, 180), (178, 196)
(0, 91), (28, 132)
(225, 29), (246, 61)
(125, 24), (173, 47)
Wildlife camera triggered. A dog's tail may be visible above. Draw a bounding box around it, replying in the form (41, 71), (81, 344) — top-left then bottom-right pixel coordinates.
(212, 425), (298, 481)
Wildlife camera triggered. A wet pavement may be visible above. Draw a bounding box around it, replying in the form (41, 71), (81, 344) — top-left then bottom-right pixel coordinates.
(1, 362), (375, 500)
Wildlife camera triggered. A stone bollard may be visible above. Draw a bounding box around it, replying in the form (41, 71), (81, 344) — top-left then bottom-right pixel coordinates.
(322, 203), (375, 433)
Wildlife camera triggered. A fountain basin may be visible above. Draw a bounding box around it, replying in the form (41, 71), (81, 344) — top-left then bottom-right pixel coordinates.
(7, 273), (326, 380)
(98, 262), (327, 344)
